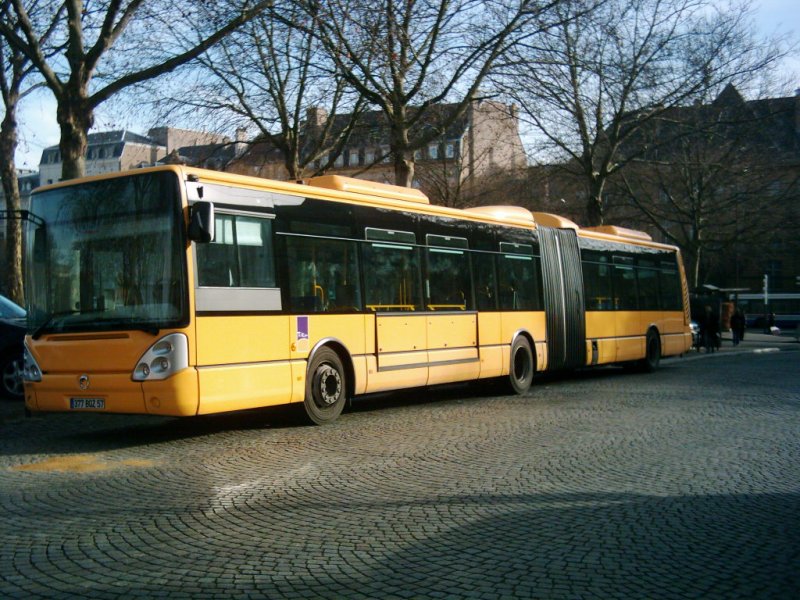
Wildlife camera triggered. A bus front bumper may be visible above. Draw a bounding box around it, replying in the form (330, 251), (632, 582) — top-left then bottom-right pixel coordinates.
(24, 369), (200, 417)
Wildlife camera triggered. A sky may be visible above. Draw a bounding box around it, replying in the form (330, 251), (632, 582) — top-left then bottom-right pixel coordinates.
(11, 0), (800, 171)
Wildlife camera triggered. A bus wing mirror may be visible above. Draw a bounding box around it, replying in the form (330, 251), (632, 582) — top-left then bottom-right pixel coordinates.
(188, 201), (215, 243)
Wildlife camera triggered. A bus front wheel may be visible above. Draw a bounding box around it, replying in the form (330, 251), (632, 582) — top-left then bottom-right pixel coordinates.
(508, 336), (534, 394)
(304, 347), (347, 425)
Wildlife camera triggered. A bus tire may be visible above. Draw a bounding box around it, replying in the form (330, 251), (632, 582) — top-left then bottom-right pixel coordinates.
(640, 329), (661, 373)
(508, 336), (534, 394)
(304, 347), (347, 425)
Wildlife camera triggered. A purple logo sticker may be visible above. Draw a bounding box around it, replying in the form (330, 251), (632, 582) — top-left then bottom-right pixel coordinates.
(297, 316), (309, 341)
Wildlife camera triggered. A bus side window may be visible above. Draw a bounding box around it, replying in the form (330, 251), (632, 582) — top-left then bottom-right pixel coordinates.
(196, 213), (275, 288)
(497, 253), (536, 310)
(613, 265), (639, 310)
(285, 236), (362, 313)
(426, 248), (472, 310)
(659, 268), (681, 310)
(582, 260), (612, 310)
(363, 242), (421, 311)
(636, 266), (660, 310)
(473, 253), (497, 310)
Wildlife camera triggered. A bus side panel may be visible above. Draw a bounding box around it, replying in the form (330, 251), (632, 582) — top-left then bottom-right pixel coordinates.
(500, 311), (547, 372)
(584, 312), (617, 364)
(288, 314), (372, 397)
(197, 362), (295, 414)
(369, 314), (429, 391)
(428, 349), (480, 385)
(197, 315), (291, 364)
(375, 314), (427, 354)
(478, 313), (504, 378)
(290, 314), (369, 358)
(426, 313), (479, 385)
(364, 355), (428, 393)
(615, 311), (645, 362)
(366, 313), (428, 393)
(196, 315), (292, 414)
(660, 312), (692, 356)
(639, 310), (663, 354)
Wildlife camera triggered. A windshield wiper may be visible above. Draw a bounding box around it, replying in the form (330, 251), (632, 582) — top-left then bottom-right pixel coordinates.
(31, 310), (79, 340)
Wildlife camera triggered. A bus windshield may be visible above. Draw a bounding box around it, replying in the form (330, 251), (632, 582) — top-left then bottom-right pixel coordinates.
(26, 171), (187, 336)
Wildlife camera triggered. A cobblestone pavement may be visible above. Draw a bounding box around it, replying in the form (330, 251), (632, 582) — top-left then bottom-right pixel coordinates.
(1, 348), (798, 599)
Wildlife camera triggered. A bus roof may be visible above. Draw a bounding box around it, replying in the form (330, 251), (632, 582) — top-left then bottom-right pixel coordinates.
(33, 164), (677, 251)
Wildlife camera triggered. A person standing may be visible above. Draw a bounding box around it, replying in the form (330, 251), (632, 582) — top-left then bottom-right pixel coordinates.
(704, 305), (720, 353)
(730, 307), (745, 346)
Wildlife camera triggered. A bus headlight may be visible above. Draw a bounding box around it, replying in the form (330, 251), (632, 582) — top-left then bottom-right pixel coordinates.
(132, 333), (189, 381)
(23, 343), (42, 382)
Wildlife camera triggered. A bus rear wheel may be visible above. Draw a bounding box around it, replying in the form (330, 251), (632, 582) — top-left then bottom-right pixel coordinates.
(304, 347), (347, 425)
(508, 336), (534, 394)
(640, 329), (661, 373)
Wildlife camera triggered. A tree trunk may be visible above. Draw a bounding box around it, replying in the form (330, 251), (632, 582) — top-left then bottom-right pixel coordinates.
(57, 98), (94, 181)
(394, 152), (414, 188)
(585, 177), (605, 226)
(390, 115), (414, 187)
(0, 107), (24, 305)
(691, 246), (701, 290)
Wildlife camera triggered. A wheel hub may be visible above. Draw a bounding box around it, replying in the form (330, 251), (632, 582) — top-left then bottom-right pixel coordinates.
(317, 365), (342, 406)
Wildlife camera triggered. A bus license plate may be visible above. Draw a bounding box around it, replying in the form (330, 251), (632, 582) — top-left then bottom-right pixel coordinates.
(70, 398), (105, 410)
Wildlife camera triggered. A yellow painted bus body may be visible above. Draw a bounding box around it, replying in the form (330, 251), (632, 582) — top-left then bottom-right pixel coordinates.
(24, 165), (690, 419)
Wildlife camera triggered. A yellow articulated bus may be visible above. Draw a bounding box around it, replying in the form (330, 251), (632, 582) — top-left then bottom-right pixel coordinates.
(22, 166), (692, 424)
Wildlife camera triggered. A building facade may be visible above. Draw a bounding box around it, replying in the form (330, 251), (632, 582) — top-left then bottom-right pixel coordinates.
(526, 86), (800, 293)
(38, 127), (235, 185)
(228, 100), (528, 207)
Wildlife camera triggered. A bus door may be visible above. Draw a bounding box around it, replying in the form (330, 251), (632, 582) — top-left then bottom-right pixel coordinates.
(424, 235), (479, 385)
(364, 233), (429, 391)
(538, 227), (586, 370)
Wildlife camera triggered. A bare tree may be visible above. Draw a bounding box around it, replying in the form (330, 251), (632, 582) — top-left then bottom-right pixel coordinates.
(297, 0), (555, 187)
(614, 89), (800, 289)
(0, 2), (62, 303)
(158, 0), (364, 180)
(495, 0), (786, 225)
(0, 0), (271, 180)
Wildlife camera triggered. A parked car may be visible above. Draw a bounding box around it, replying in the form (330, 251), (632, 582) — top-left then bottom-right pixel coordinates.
(690, 320), (700, 350)
(0, 293), (25, 400)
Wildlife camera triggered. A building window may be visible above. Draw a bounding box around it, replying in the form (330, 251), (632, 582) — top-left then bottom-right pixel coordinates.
(445, 143), (455, 159)
(428, 144), (438, 159)
(381, 146), (391, 163)
(365, 149), (375, 164)
(414, 149), (422, 160)
(349, 149), (360, 166)
(334, 154), (344, 167)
